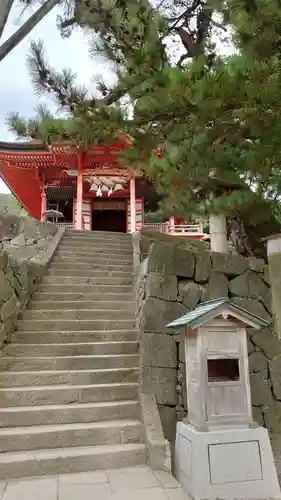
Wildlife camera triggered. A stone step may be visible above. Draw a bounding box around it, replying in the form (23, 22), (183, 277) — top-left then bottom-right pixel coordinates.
(65, 230), (132, 240)
(54, 250), (133, 261)
(0, 382), (138, 407)
(55, 246), (133, 256)
(60, 238), (132, 249)
(29, 300), (135, 319)
(50, 262), (132, 271)
(0, 442), (146, 480)
(0, 367), (139, 387)
(59, 243), (133, 254)
(56, 249), (133, 259)
(4, 341), (138, 357)
(22, 308), (135, 321)
(47, 268), (133, 278)
(60, 242), (133, 252)
(52, 255), (133, 265)
(0, 400), (140, 427)
(17, 319), (136, 331)
(62, 240), (132, 247)
(63, 232), (132, 241)
(43, 276), (132, 285)
(0, 353), (139, 371)
(0, 419), (144, 453)
(32, 298), (134, 308)
(66, 229), (131, 236)
(12, 329), (138, 344)
(37, 284), (132, 294)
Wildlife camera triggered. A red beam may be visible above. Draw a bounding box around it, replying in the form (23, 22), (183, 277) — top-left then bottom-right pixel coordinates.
(0, 163), (41, 219)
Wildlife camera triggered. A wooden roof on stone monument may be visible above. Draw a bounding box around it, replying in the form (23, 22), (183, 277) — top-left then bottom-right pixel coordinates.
(166, 298), (269, 330)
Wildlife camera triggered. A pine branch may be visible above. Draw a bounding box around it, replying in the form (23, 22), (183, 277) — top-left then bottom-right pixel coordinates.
(5, 111), (41, 140)
(35, 103), (54, 121)
(5, 111), (29, 139)
(27, 40), (130, 111)
(167, 0), (202, 33)
(60, 15), (75, 29)
(0, 0), (14, 39)
(0, 0), (59, 62)
(6, 106), (80, 143)
(27, 40), (89, 110)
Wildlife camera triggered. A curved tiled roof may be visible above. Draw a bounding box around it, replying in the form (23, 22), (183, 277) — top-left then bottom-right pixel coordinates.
(0, 140), (48, 152)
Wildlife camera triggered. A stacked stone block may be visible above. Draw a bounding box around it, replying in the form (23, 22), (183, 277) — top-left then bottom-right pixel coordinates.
(0, 216), (58, 347)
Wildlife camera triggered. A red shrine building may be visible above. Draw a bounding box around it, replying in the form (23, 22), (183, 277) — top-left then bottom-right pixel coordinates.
(0, 138), (207, 239)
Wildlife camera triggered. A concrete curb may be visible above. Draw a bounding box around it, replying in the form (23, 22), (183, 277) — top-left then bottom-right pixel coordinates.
(139, 391), (171, 472)
(132, 241), (170, 471)
(132, 232), (141, 277)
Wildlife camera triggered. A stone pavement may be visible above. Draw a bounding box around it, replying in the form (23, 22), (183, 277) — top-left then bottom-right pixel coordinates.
(0, 466), (190, 500)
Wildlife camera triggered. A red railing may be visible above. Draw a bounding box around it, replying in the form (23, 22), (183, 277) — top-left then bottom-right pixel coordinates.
(143, 222), (205, 236)
(55, 221), (207, 238)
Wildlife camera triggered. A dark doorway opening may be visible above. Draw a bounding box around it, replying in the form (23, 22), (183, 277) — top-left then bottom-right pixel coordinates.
(92, 210), (127, 233)
(58, 200), (73, 223)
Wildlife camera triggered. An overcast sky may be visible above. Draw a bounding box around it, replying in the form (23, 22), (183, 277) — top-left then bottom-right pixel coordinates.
(0, 1), (115, 193)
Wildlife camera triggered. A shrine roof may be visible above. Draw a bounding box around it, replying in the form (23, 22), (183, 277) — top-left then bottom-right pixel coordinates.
(166, 298), (269, 330)
(0, 140), (48, 153)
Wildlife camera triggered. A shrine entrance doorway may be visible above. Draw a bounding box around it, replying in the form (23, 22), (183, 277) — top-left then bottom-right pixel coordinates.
(92, 210), (126, 233)
(92, 200), (127, 233)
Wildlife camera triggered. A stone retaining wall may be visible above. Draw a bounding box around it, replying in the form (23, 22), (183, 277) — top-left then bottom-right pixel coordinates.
(136, 231), (281, 454)
(0, 215), (63, 348)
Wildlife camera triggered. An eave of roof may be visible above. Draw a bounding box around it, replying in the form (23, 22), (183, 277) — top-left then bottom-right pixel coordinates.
(166, 298), (269, 330)
(0, 140), (48, 153)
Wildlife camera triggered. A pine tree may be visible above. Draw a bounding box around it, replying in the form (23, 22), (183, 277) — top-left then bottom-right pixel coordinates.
(7, 0), (217, 143)
(111, 0), (281, 255)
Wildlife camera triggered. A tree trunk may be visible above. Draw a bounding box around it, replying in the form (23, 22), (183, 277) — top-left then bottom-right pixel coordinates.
(209, 214), (228, 253)
(228, 216), (253, 257)
(0, 0), (14, 40)
(0, 0), (59, 63)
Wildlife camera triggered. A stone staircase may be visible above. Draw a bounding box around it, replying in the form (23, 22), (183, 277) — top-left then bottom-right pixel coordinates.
(0, 230), (146, 479)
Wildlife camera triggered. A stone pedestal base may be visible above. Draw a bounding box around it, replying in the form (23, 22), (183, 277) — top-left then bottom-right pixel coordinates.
(175, 421), (281, 500)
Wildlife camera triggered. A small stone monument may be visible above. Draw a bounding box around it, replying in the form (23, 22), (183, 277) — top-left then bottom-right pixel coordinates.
(167, 298), (281, 500)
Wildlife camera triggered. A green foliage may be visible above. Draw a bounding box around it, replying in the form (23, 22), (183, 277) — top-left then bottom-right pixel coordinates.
(144, 210), (166, 223)
(114, 0), (281, 230)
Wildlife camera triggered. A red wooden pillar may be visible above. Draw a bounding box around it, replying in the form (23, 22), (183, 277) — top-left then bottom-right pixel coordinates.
(40, 184), (47, 222)
(129, 175), (136, 233)
(76, 152), (83, 230)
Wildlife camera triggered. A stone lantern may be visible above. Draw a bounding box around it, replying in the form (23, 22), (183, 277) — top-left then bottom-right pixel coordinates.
(167, 298), (280, 500)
